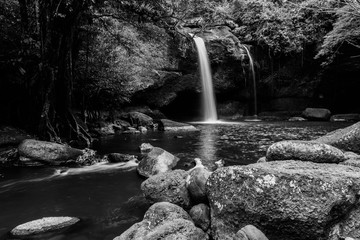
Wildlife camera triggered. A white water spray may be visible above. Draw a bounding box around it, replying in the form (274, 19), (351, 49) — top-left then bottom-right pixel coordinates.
(243, 45), (258, 116)
(192, 35), (218, 122)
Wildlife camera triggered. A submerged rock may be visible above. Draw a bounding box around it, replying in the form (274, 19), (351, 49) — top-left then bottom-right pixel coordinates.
(302, 108), (331, 121)
(139, 143), (154, 154)
(114, 202), (208, 240)
(107, 153), (138, 163)
(137, 147), (179, 178)
(11, 216), (80, 237)
(141, 170), (191, 209)
(235, 225), (269, 240)
(18, 139), (83, 165)
(206, 161), (360, 240)
(122, 111), (154, 128)
(330, 114), (360, 122)
(316, 121), (360, 154)
(158, 119), (198, 131)
(266, 140), (346, 163)
(189, 204), (211, 232)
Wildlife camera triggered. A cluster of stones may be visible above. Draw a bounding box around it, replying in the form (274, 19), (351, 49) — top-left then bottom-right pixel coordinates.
(7, 120), (360, 240)
(96, 110), (198, 135)
(289, 107), (360, 122)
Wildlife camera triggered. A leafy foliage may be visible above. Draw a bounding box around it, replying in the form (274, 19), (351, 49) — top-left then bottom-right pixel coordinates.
(232, 0), (338, 55)
(316, 1), (360, 65)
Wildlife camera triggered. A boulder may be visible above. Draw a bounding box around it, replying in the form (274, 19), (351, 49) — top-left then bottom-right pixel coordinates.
(114, 202), (208, 240)
(302, 108), (331, 121)
(137, 147), (179, 178)
(141, 170), (191, 209)
(99, 122), (122, 135)
(266, 140), (346, 163)
(206, 161), (360, 240)
(139, 143), (154, 154)
(288, 117), (307, 122)
(186, 167), (212, 203)
(18, 139), (83, 165)
(122, 111), (153, 128)
(189, 204), (211, 232)
(107, 153), (138, 163)
(316, 121), (360, 154)
(158, 119), (198, 131)
(235, 225), (269, 240)
(330, 114), (360, 122)
(340, 159), (360, 168)
(10, 217), (80, 237)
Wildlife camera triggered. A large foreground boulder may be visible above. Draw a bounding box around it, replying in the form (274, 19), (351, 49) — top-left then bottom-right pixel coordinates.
(137, 147), (179, 178)
(206, 161), (360, 240)
(316, 121), (360, 154)
(11, 217), (80, 238)
(141, 170), (191, 209)
(114, 202), (208, 240)
(302, 108), (331, 121)
(18, 139), (83, 165)
(266, 140), (346, 163)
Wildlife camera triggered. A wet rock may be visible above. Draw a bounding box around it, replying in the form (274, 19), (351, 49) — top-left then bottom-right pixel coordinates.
(288, 117), (307, 122)
(266, 140), (346, 163)
(340, 159), (360, 168)
(137, 147), (179, 178)
(330, 114), (360, 122)
(10, 216), (80, 237)
(158, 119), (198, 131)
(206, 161), (360, 240)
(121, 111), (153, 128)
(316, 121), (360, 154)
(107, 153), (138, 163)
(344, 151), (360, 160)
(257, 157), (267, 163)
(139, 143), (154, 154)
(141, 170), (191, 209)
(138, 126), (148, 133)
(189, 204), (210, 232)
(186, 166), (212, 203)
(302, 108), (331, 121)
(0, 148), (19, 167)
(123, 127), (140, 134)
(18, 139), (83, 165)
(114, 202), (208, 240)
(235, 225), (269, 240)
(75, 148), (103, 166)
(99, 122), (122, 135)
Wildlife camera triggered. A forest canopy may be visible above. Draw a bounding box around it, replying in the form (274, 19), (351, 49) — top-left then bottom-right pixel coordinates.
(0, 0), (359, 142)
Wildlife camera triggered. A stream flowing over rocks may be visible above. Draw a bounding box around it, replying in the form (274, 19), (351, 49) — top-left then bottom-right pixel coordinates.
(206, 160), (360, 240)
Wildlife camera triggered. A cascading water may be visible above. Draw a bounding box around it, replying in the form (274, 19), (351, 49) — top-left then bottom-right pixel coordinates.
(192, 35), (218, 122)
(243, 45), (258, 116)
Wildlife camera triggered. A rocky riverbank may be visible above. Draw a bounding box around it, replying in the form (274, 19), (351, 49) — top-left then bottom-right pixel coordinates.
(3, 120), (360, 240)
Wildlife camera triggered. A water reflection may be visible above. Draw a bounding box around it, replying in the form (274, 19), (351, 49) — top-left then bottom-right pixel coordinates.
(198, 126), (217, 169)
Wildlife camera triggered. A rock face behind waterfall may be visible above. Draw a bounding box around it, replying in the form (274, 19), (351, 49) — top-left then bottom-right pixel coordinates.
(316, 121), (360, 154)
(206, 161), (360, 240)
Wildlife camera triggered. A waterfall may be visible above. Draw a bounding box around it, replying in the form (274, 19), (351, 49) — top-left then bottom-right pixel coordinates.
(192, 36), (218, 122)
(243, 45), (258, 116)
